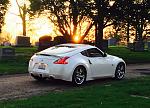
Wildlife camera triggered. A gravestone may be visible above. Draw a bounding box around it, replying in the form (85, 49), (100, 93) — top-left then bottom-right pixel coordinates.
(35, 42), (39, 47)
(0, 48), (15, 60)
(148, 42), (150, 50)
(38, 36), (53, 51)
(127, 43), (134, 50)
(133, 41), (145, 52)
(54, 36), (67, 45)
(108, 38), (117, 46)
(3, 41), (11, 46)
(16, 36), (31, 47)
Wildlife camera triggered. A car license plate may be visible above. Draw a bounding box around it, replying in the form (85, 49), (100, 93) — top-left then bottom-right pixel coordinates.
(38, 63), (46, 70)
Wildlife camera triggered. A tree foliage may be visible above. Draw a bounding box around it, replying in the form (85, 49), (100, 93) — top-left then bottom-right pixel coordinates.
(29, 0), (94, 42)
(112, 0), (150, 42)
(29, 0), (150, 47)
(84, 0), (123, 49)
(0, 0), (9, 33)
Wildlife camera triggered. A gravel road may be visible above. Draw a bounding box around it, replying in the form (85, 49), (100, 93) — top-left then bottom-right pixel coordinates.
(0, 63), (149, 101)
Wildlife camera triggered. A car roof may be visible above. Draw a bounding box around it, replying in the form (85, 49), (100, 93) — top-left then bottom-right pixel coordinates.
(59, 43), (95, 49)
(38, 43), (96, 56)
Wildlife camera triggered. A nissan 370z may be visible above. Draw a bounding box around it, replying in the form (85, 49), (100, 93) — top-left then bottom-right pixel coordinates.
(28, 44), (126, 85)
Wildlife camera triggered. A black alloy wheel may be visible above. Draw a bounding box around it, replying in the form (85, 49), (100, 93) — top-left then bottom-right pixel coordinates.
(72, 66), (87, 86)
(115, 63), (125, 80)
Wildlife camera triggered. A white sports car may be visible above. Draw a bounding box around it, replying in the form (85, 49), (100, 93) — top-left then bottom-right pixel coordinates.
(28, 44), (126, 85)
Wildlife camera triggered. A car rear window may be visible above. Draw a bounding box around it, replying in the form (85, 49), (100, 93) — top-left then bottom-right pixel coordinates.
(38, 45), (77, 55)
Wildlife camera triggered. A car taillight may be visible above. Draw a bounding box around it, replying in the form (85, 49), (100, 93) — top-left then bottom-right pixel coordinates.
(54, 57), (69, 64)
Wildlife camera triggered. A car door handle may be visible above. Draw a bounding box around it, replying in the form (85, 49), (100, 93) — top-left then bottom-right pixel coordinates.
(88, 59), (92, 64)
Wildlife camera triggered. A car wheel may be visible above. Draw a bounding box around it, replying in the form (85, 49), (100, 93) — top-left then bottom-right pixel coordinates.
(72, 66), (87, 86)
(31, 74), (46, 81)
(115, 63), (125, 80)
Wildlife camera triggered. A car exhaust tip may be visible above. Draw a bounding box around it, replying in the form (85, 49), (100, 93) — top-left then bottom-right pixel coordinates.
(39, 74), (42, 78)
(48, 75), (55, 80)
(30, 73), (34, 77)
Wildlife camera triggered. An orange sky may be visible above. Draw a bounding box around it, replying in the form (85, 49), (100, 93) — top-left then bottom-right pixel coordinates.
(0, 0), (55, 44)
(0, 0), (134, 44)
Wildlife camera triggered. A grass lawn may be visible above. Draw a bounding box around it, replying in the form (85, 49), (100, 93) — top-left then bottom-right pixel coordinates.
(0, 46), (150, 74)
(106, 46), (150, 63)
(0, 56), (30, 74)
(0, 76), (150, 108)
(0, 47), (37, 75)
(15, 47), (37, 55)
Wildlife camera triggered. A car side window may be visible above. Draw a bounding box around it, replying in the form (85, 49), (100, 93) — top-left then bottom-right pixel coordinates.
(87, 48), (103, 57)
(81, 50), (88, 57)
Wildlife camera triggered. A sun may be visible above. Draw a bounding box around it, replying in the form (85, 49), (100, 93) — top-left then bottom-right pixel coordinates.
(74, 36), (80, 43)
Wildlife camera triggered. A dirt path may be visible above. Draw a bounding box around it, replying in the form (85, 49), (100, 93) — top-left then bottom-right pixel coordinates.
(0, 63), (149, 101)
(125, 63), (150, 78)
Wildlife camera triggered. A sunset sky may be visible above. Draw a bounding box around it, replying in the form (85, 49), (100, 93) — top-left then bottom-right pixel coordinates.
(1, 0), (54, 44)
(0, 0), (125, 44)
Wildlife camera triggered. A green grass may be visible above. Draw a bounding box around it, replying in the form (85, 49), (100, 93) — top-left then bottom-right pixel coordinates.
(106, 46), (150, 63)
(0, 47), (37, 74)
(15, 47), (37, 55)
(0, 56), (30, 74)
(0, 77), (150, 108)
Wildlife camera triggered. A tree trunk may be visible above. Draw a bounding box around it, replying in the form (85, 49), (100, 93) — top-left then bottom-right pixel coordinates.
(70, 0), (78, 42)
(127, 22), (130, 43)
(139, 19), (143, 42)
(22, 3), (26, 36)
(95, 0), (104, 50)
(96, 18), (104, 50)
(135, 18), (143, 42)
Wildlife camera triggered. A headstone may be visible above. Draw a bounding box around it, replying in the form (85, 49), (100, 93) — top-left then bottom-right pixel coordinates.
(38, 36), (53, 51)
(3, 41), (11, 46)
(148, 42), (150, 50)
(127, 43), (134, 50)
(54, 36), (67, 45)
(35, 42), (39, 47)
(16, 36), (31, 47)
(133, 41), (145, 52)
(0, 48), (15, 60)
(108, 38), (117, 46)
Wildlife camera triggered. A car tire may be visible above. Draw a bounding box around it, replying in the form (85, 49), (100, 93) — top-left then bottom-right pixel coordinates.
(115, 63), (125, 80)
(72, 66), (87, 86)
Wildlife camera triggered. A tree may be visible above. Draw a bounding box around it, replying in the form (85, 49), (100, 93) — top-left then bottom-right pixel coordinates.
(131, 0), (150, 42)
(112, 0), (134, 43)
(0, 0), (9, 33)
(16, 0), (28, 36)
(29, 0), (94, 43)
(113, 0), (150, 43)
(85, 0), (119, 49)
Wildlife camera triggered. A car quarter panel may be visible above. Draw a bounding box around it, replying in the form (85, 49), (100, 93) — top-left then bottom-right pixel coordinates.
(64, 53), (92, 81)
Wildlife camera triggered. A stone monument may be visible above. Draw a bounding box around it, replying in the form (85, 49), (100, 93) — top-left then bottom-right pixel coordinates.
(0, 48), (15, 60)
(16, 36), (31, 47)
(38, 36), (53, 51)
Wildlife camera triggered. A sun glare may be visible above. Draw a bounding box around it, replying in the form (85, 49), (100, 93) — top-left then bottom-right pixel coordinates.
(74, 36), (80, 43)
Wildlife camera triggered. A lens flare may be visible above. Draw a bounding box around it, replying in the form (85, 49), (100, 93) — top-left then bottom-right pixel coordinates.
(74, 36), (80, 43)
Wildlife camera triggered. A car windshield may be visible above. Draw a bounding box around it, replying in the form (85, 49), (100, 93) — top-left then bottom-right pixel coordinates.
(38, 45), (77, 55)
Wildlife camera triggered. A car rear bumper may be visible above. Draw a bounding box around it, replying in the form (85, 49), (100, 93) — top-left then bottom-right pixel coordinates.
(29, 65), (73, 82)
(29, 71), (63, 80)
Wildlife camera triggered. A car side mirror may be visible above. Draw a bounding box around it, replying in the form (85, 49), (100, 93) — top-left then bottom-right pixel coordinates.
(103, 53), (107, 57)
